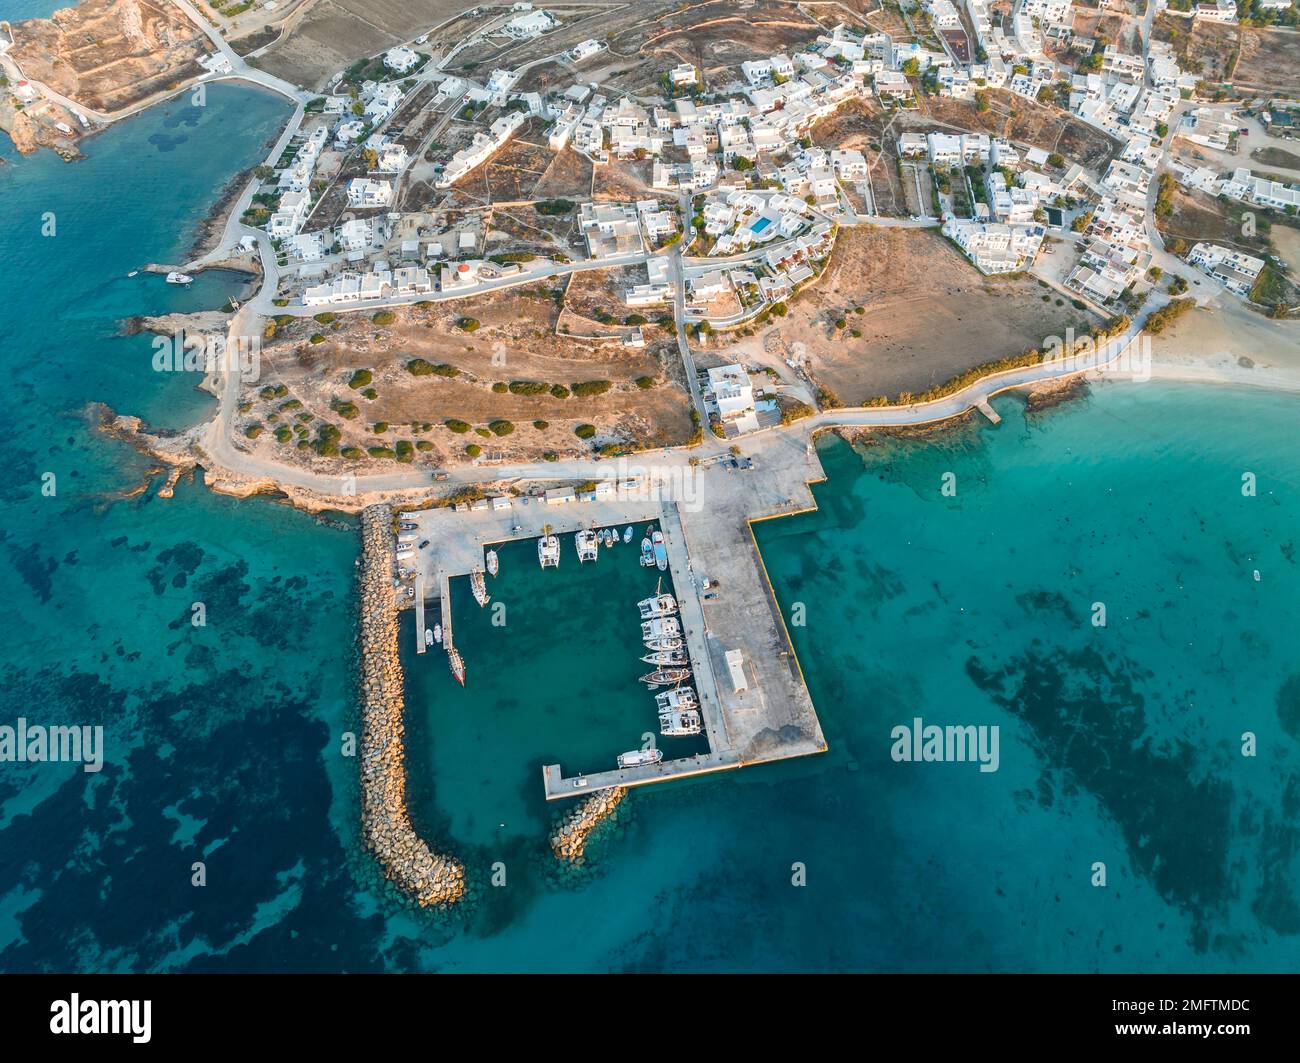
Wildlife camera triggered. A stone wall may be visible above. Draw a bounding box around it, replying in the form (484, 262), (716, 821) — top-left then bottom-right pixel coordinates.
(358, 504), (465, 906)
(550, 786), (628, 863)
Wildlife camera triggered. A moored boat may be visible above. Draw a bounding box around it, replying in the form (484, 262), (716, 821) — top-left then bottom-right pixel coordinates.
(624, 526), (633, 543)
(424, 628), (434, 647)
(616, 747), (663, 769)
(652, 531), (668, 571)
(640, 616), (681, 641)
(448, 646), (465, 686)
(659, 708), (702, 736)
(655, 687), (699, 712)
(642, 650), (688, 666)
(165, 271), (193, 285)
(643, 636), (684, 652)
(471, 567), (490, 607)
(639, 537), (655, 567)
(485, 549), (499, 577)
(538, 533), (560, 568)
(638, 592), (677, 619)
(640, 667), (691, 686)
(576, 529), (599, 562)
(433, 623), (442, 644)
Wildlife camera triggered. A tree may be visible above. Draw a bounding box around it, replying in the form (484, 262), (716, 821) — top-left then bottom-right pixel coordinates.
(902, 58), (920, 76)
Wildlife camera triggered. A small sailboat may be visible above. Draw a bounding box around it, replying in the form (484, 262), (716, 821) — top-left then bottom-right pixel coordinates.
(433, 623), (442, 644)
(448, 646), (465, 686)
(617, 748), (664, 769)
(470, 567), (490, 607)
(623, 526), (633, 543)
(165, 271), (193, 285)
(652, 531), (668, 572)
(644, 636), (684, 652)
(486, 549), (499, 577)
(642, 650), (688, 666)
(641, 667), (691, 686)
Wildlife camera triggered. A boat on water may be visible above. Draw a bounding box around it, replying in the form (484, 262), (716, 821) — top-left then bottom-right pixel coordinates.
(604, 528), (615, 547)
(433, 623), (442, 644)
(165, 271), (193, 285)
(485, 549), (499, 577)
(639, 537), (655, 568)
(655, 687), (699, 712)
(659, 708), (702, 737)
(652, 531), (668, 572)
(624, 526), (634, 543)
(424, 628), (434, 647)
(642, 650), (688, 666)
(644, 636), (684, 652)
(575, 529), (599, 562)
(398, 521), (418, 531)
(617, 748), (663, 769)
(127, 270), (139, 278)
(538, 533), (560, 568)
(641, 667), (691, 686)
(448, 647), (466, 686)
(641, 616), (681, 641)
(638, 592), (677, 619)
(470, 567), (490, 607)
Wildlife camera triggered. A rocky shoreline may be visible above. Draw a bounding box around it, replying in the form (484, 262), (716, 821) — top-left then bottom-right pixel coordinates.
(358, 504), (466, 907)
(550, 787), (628, 864)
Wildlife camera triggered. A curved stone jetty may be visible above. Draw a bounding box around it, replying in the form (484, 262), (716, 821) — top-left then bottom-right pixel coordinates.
(358, 504), (465, 906)
(550, 787), (628, 863)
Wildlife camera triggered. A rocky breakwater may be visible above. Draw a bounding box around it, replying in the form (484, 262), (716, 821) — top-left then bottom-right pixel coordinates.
(550, 787), (628, 864)
(358, 504), (465, 906)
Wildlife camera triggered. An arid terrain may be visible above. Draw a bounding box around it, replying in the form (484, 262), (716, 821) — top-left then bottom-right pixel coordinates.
(723, 228), (1100, 405)
(6, 0), (210, 115)
(237, 282), (695, 470)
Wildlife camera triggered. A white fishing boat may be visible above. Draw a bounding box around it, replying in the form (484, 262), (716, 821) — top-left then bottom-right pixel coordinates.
(127, 270), (139, 278)
(485, 549), (499, 577)
(424, 628), (434, 647)
(638, 592), (677, 619)
(538, 534), (560, 568)
(603, 528), (615, 547)
(470, 567), (490, 607)
(624, 526), (633, 543)
(433, 623), (442, 644)
(639, 537), (655, 568)
(617, 748), (664, 769)
(448, 646), (465, 686)
(165, 271), (193, 285)
(644, 636), (684, 652)
(576, 529), (599, 562)
(641, 616), (681, 642)
(642, 650), (688, 666)
(659, 708), (702, 737)
(652, 531), (668, 572)
(655, 687), (698, 711)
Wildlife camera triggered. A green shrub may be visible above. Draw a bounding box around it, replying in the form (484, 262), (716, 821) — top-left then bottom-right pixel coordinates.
(474, 427), (491, 438)
(348, 369), (373, 389)
(575, 423), (597, 439)
(465, 444), (482, 457)
(635, 376), (656, 389)
(457, 317), (480, 331)
(334, 401), (359, 420)
(372, 421), (389, 433)
(274, 426), (293, 443)
(313, 312), (337, 324)
(508, 380), (550, 395)
(394, 440), (415, 462)
(533, 419), (549, 430)
(488, 419), (515, 436)
(244, 424), (264, 439)
(416, 440), (434, 451)
(309, 334), (326, 344)
(550, 384), (570, 399)
(372, 310), (396, 325)
(367, 446), (396, 459)
(570, 379), (612, 398)
(445, 419), (471, 433)
(535, 199), (575, 215)
(341, 446), (364, 459)
(491, 382), (508, 393)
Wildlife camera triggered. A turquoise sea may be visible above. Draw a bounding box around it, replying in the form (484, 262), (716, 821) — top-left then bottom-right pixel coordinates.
(1, 82), (1298, 973)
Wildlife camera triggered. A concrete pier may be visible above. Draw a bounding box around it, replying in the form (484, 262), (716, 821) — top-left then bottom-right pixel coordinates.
(397, 433), (830, 802)
(414, 573), (427, 654)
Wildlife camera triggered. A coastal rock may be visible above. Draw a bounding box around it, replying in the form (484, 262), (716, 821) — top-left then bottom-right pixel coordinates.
(549, 787), (628, 864)
(357, 503), (465, 907)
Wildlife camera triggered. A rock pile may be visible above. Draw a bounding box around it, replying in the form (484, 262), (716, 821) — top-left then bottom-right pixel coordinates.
(550, 786), (628, 864)
(358, 504), (465, 907)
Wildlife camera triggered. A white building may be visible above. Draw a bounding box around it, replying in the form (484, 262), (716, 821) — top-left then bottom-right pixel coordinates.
(1188, 243), (1265, 298)
(346, 178), (393, 208)
(707, 364), (758, 434)
(384, 46), (419, 74)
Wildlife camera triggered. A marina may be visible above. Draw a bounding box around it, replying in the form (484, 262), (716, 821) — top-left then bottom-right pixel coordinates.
(391, 436), (828, 802)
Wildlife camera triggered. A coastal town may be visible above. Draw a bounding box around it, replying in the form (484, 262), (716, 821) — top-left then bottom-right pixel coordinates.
(4, 0), (1298, 909)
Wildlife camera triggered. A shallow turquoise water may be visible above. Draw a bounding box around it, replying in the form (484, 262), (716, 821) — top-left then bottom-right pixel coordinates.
(1, 82), (1298, 973)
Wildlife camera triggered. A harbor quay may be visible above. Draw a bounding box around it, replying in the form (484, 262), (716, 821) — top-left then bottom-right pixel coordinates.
(393, 430), (830, 801)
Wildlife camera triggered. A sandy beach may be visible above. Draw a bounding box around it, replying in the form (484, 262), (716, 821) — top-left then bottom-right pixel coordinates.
(1148, 298), (1300, 395)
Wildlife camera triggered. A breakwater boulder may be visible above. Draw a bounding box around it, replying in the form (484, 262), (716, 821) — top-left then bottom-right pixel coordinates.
(358, 503), (465, 907)
(550, 787), (628, 864)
